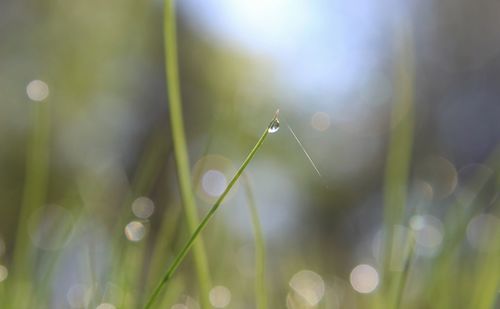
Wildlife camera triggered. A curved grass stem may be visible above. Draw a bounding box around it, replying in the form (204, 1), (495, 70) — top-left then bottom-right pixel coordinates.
(143, 114), (276, 309)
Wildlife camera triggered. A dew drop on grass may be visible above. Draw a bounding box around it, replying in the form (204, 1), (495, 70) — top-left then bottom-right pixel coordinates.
(268, 118), (280, 133)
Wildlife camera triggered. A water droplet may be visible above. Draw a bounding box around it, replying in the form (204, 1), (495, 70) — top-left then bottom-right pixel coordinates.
(268, 118), (280, 133)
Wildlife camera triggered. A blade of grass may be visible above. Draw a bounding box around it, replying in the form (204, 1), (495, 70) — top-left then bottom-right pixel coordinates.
(242, 174), (267, 309)
(382, 19), (415, 308)
(392, 198), (430, 309)
(144, 204), (182, 291)
(145, 127), (212, 297)
(163, 0), (212, 306)
(392, 231), (416, 309)
(143, 112), (278, 309)
(10, 102), (51, 307)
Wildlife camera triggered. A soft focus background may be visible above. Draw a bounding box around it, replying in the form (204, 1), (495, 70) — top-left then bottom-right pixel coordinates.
(0, 0), (499, 308)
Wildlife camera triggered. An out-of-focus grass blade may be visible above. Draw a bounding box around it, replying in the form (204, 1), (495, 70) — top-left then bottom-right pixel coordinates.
(381, 19), (415, 308)
(163, 0), (212, 306)
(242, 174), (267, 309)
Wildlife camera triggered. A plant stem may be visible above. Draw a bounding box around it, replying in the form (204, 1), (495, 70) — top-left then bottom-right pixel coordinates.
(143, 115), (275, 309)
(11, 102), (50, 307)
(393, 233), (416, 309)
(382, 21), (415, 304)
(163, 0), (211, 306)
(242, 175), (267, 309)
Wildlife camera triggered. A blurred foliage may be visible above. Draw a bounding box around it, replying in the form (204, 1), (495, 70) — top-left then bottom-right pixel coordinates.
(0, 0), (499, 308)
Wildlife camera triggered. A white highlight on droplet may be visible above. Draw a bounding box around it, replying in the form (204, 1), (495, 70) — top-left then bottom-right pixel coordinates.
(311, 112), (331, 131)
(0, 265), (8, 282)
(132, 197), (155, 219)
(171, 305), (188, 309)
(268, 118), (280, 133)
(124, 221), (145, 242)
(209, 285), (232, 308)
(350, 264), (379, 294)
(26, 80), (49, 101)
(202, 170), (227, 197)
(96, 303), (116, 309)
(289, 270), (325, 306)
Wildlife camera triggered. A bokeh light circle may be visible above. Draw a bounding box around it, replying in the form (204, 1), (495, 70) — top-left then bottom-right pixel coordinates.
(124, 221), (146, 242)
(209, 285), (231, 308)
(415, 156), (458, 200)
(0, 265), (8, 282)
(466, 214), (500, 252)
(311, 112), (331, 131)
(26, 80), (49, 101)
(289, 270), (325, 306)
(350, 264), (379, 294)
(131, 197), (155, 219)
(193, 155), (237, 204)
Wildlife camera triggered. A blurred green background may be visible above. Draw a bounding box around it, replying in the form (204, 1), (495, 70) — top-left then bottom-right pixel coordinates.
(0, 0), (499, 308)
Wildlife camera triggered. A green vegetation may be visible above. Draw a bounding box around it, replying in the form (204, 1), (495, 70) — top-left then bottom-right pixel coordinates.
(0, 0), (499, 309)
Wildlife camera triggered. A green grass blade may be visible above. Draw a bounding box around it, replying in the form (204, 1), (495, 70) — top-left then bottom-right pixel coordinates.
(143, 113), (277, 309)
(10, 102), (51, 307)
(242, 175), (268, 309)
(381, 21), (415, 307)
(163, 0), (211, 306)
